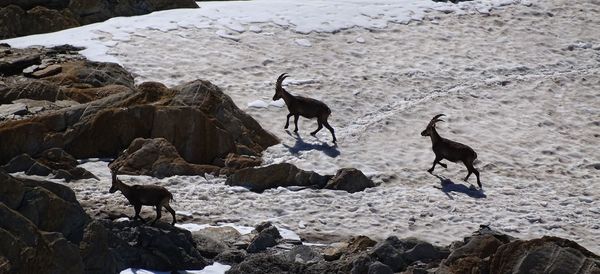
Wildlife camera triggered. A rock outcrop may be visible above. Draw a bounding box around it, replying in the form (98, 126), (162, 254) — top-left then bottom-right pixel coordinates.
(2, 148), (98, 181)
(109, 137), (221, 178)
(0, 170), (210, 273)
(101, 219), (209, 271)
(226, 164), (376, 193)
(225, 163), (331, 192)
(0, 46), (278, 174)
(0, 170), (87, 273)
(0, 0), (199, 39)
(324, 168), (375, 193)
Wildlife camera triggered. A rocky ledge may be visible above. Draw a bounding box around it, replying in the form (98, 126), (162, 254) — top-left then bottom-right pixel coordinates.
(0, 0), (199, 39)
(3, 168), (598, 274)
(0, 45), (278, 177)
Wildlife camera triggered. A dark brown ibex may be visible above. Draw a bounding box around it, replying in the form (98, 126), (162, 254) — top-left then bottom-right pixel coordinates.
(273, 73), (337, 143)
(421, 114), (482, 188)
(109, 170), (177, 225)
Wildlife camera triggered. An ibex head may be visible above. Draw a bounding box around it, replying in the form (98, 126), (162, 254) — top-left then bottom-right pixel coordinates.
(421, 114), (445, 136)
(109, 169), (119, 193)
(273, 73), (289, 101)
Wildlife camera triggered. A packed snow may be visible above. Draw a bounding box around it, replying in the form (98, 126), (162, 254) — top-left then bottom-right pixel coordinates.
(5, 0), (600, 256)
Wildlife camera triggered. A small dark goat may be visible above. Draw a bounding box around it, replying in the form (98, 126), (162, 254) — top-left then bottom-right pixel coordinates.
(109, 170), (176, 225)
(421, 114), (482, 188)
(273, 73), (337, 143)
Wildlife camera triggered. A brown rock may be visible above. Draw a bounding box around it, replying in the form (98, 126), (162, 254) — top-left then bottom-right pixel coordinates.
(31, 64), (62, 78)
(0, 200), (84, 274)
(489, 236), (600, 274)
(109, 137), (221, 178)
(325, 168), (375, 193)
(0, 62), (277, 168)
(225, 163), (331, 192)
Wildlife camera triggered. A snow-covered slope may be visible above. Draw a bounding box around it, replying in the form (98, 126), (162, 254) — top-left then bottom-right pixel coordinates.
(5, 0), (599, 255)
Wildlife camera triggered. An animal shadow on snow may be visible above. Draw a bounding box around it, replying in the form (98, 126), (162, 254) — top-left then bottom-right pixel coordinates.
(284, 130), (340, 158)
(433, 174), (486, 199)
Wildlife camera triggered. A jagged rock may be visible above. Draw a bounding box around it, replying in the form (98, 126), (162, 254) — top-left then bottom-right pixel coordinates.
(1, 153), (56, 176)
(322, 235), (377, 261)
(0, 44), (41, 74)
(0, 5), (79, 40)
(0, 203), (85, 274)
(325, 168), (375, 193)
(69, 0), (199, 25)
(489, 236), (600, 274)
(438, 234), (505, 273)
(0, 78), (66, 103)
(227, 253), (304, 274)
(368, 261), (394, 274)
(288, 245), (323, 264)
(191, 232), (230, 259)
(0, 171), (86, 273)
(17, 180), (90, 243)
(0, 102), (28, 117)
(2, 149), (97, 181)
(247, 223), (283, 253)
(0, 0), (197, 39)
(109, 137), (220, 178)
(226, 163), (331, 192)
(101, 219), (208, 271)
(214, 249), (248, 265)
(370, 237), (407, 272)
(0, 73), (277, 166)
(225, 153), (262, 170)
(172, 79), (279, 156)
(350, 254), (375, 274)
(0, 169), (25, 208)
(31, 64), (62, 78)
(404, 242), (449, 264)
(79, 221), (118, 274)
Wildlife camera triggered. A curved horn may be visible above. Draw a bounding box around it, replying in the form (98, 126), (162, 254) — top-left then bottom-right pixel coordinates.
(276, 73), (289, 91)
(431, 114), (445, 121)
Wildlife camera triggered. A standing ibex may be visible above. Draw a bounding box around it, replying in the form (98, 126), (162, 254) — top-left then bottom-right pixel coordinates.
(273, 73), (337, 143)
(421, 114), (482, 188)
(109, 170), (177, 225)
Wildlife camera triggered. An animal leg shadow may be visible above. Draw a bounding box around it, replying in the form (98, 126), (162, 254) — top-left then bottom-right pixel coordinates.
(433, 174), (486, 199)
(284, 131), (340, 158)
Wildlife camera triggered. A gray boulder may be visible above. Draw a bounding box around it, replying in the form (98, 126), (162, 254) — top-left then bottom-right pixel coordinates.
(247, 223), (283, 253)
(226, 163), (331, 192)
(325, 168), (375, 193)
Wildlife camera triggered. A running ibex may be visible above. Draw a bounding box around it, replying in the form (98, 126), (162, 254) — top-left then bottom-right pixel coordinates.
(109, 170), (177, 225)
(421, 114), (482, 188)
(273, 73), (337, 143)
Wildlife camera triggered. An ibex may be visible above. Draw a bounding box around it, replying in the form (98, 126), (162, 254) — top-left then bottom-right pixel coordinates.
(109, 170), (177, 225)
(421, 114), (482, 188)
(273, 73), (337, 143)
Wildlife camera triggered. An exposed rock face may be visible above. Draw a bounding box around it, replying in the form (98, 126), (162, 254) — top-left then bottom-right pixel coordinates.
(489, 237), (600, 274)
(247, 222), (283, 253)
(0, 0), (198, 39)
(101, 219), (209, 271)
(109, 137), (221, 178)
(79, 221), (118, 274)
(0, 170), (88, 274)
(0, 48), (278, 172)
(0, 203), (85, 274)
(225, 163), (331, 192)
(226, 164), (376, 193)
(2, 148), (98, 181)
(324, 168), (375, 193)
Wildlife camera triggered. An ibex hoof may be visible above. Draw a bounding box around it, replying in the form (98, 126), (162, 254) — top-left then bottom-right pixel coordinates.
(427, 169), (434, 174)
